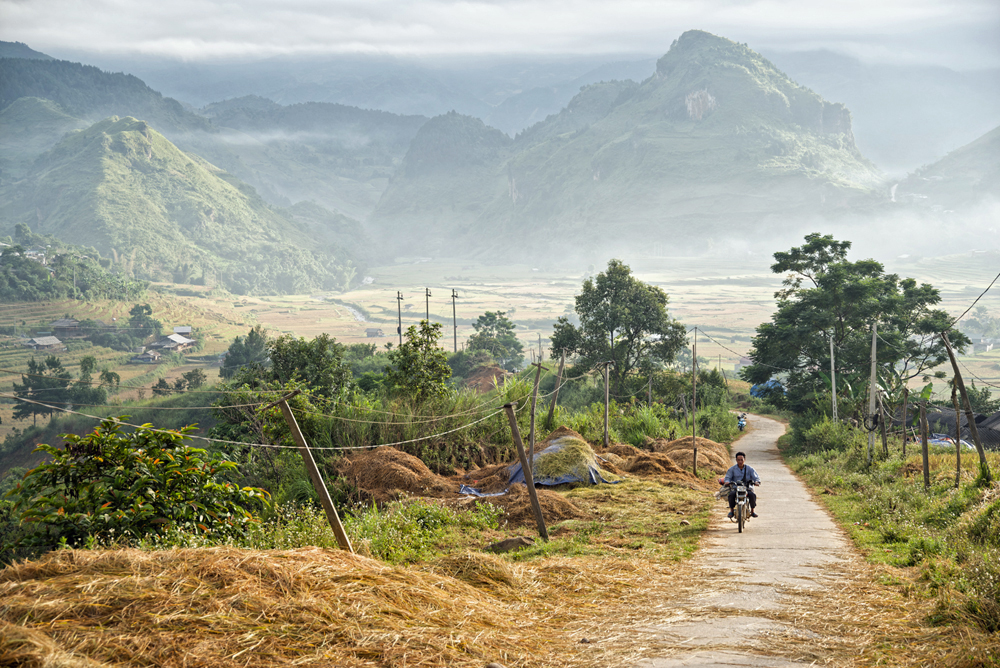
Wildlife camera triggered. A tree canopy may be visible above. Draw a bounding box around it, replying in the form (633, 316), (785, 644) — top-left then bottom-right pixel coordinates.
(742, 233), (969, 412)
(551, 259), (687, 394)
(386, 321), (452, 400)
(466, 311), (524, 371)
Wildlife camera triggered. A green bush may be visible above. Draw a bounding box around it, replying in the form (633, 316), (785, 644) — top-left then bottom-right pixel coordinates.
(4, 418), (270, 552)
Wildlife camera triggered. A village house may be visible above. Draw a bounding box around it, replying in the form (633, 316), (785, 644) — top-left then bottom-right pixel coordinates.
(49, 318), (83, 338)
(130, 350), (163, 364)
(22, 336), (64, 351)
(365, 328), (385, 338)
(149, 333), (196, 352)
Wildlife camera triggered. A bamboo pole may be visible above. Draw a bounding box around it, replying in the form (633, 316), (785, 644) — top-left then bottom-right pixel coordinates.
(920, 401), (930, 490)
(528, 361), (548, 468)
(503, 403), (548, 541)
(951, 381), (962, 488)
(692, 329), (698, 477)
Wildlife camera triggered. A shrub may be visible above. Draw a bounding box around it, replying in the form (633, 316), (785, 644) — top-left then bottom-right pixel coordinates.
(4, 418), (270, 551)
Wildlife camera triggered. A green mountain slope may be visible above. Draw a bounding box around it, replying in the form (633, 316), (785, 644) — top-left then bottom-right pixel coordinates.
(0, 97), (89, 179)
(0, 116), (360, 294)
(896, 125), (1000, 209)
(0, 41), (53, 60)
(371, 30), (884, 257)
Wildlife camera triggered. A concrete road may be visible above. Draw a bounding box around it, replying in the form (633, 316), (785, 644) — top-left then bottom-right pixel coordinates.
(636, 414), (851, 667)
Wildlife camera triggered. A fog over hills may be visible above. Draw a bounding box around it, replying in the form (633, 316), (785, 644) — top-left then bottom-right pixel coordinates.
(1, 30), (997, 291)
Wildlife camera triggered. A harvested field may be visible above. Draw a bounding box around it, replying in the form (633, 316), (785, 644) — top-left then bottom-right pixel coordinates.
(649, 435), (731, 474)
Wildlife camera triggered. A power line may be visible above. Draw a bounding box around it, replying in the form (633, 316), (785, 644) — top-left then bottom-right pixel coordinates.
(0, 392), (508, 451)
(949, 268), (1000, 328)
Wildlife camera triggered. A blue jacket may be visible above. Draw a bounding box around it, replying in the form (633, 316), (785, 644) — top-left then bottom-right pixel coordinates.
(724, 463), (760, 485)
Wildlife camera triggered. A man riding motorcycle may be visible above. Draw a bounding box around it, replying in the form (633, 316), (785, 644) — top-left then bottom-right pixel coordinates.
(722, 451), (761, 519)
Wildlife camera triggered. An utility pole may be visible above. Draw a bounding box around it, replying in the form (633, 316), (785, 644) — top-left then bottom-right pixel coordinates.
(396, 291), (403, 346)
(902, 388), (909, 457)
(528, 360), (549, 468)
(425, 288), (432, 334)
(545, 350), (566, 431)
(866, 323), (878, 467)
(648, 375), (652, 408)
(538, 332), (543, 362)
(692, 327), (698, 477)
(451, 289), (458, 353)
(951, 381), (962, 488)
(940, 332), (991, 482)
(830, 335), (838, 421)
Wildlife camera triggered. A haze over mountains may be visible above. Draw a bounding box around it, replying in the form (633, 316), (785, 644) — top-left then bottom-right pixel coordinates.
(1, 31), (997, 293)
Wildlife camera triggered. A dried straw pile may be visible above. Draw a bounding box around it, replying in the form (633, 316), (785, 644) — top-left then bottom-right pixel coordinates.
(460, 462), (512, 494)
(620, 452), (696, 482)
(603, 443), (643, 458)
(649, 435), (730, 474)
(336, 446), (457, 503)
(484, 484), (591, 526)
(0, 547), (580, 668)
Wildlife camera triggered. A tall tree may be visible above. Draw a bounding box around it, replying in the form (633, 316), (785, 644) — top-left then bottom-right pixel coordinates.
(220, 325), (270, 379)
(386, 321), (452, 400)
(743, 233), (969, 412)
(13, 357), (73, 426)
(551, 259), (687, 394)
(466, 311), (524, 371)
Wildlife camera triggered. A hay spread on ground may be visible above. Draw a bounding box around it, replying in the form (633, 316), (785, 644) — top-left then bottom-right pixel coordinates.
(336, 445), (457, 503)
(647, 436), (731, 474)
(529, 428), (621, 484)
(483, 484), (591, 527)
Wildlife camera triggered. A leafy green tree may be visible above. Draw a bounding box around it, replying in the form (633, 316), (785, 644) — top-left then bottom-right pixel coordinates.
(466, 311), (524, 371)
(79, 355), (98, 377)
(182, 368), (207, 389)
(220, 325), (270, 379)
(13, 357), (72, 426)
(551, 259), (687, 395)
(4, 418), (269, 551)
(268, 333), (352, 399)
(128, 303), (162, 341)
(742, 234), (969, 412)
(967, 380), (1000, 414)
(386, 321), (452, 400)
(99, 368), (121, 390)
(152, 378), (172, 396)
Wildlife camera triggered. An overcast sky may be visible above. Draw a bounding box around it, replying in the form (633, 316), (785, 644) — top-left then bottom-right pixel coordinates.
(2, 0), (998, 69)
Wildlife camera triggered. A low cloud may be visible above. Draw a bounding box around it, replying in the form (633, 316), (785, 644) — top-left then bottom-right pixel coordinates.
(2, 0), (997, 68)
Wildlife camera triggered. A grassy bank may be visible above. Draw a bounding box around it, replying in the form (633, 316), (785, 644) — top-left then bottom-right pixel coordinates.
(780, 417), (1000, 657)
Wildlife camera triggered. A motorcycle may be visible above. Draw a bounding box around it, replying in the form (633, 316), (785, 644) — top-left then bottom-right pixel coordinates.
(737, 413), (747, 432)
(727, 480), (756, 533)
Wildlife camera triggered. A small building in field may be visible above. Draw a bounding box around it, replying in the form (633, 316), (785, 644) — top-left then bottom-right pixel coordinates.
(130, 350), (162, 364)
(365, 328), (385, 338)
(49, 318), (82, 338)
(23, 336), (64, 351)
(173, 326), (193, 336)
(150, 333), (196, 352)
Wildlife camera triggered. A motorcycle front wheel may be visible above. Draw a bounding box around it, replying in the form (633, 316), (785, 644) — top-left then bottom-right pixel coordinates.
(737, 505), (745, 533)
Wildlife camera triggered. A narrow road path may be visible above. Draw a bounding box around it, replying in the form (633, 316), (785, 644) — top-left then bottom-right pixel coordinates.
(636, 415), (852, 667)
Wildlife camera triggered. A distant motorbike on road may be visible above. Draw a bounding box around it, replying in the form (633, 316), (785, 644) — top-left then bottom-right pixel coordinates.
(737, 413), (747, 432)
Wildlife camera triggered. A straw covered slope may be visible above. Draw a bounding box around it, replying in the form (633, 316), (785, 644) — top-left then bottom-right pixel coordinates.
(0, 546), (610, 667)
(647, 435), (731, 474)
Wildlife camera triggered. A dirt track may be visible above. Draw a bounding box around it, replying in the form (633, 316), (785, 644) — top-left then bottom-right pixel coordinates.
(634, 414), (853, 667)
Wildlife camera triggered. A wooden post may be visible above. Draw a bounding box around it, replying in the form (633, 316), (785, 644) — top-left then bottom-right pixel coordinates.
(603, 361), (612, 448)
(920, 401), (930, 490)
(648, 374), (652, 408)
(528, 361), (549, 468)
(951, 382), (962, 488)
(901, 388), (908, 457)
(692, 329), (698, 477)
(545, 351), (565, 431)
(503, 403), (549, 541)
(940, 333), (992, 482)
(272, 395), (353, 552)
(878, 397), (889, 458)
(681, 393), (689, 429)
